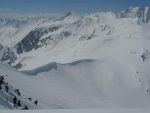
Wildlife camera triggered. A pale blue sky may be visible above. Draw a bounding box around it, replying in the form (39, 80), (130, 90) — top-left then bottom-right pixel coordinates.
(0, 0), (150, 13)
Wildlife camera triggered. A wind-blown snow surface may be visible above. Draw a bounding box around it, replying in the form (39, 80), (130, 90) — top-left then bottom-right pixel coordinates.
(1, 7), (150, 109)
(0, 59), (150, 109)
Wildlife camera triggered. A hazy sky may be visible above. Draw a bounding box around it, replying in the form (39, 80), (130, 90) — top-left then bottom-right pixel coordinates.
(0, 0), (150, 13)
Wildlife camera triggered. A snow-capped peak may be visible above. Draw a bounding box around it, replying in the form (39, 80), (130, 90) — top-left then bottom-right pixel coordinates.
(1, 6), (150, 109)
(119, 6), (150, 23)
(65, 11), (74, 17)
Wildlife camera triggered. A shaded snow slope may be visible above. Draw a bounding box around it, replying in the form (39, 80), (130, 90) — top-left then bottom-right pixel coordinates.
(0, 63), (39, 109)
(0, 63), (41, 109)
(1, 59), (150, 109)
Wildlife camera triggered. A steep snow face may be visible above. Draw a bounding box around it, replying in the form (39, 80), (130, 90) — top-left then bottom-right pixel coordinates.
(119, 6), (150, 23)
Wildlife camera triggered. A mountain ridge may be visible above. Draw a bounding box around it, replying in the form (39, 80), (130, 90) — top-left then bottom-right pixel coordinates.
(1, 6), (150, 109)
(119, 6), (150, 23)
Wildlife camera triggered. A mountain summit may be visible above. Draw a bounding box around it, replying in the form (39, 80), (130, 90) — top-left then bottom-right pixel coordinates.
(119, 6), (150, 23)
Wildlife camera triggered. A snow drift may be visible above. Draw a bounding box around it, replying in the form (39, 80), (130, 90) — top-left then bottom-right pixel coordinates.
(1, 58), (150, 109)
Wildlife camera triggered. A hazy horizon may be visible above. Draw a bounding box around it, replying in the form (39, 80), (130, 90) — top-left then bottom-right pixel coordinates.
(0, 0), (150, 14)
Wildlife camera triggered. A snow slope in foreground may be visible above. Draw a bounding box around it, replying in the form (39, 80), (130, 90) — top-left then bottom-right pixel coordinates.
(0, 59), (150, 109)
(1, 109), (150, 113)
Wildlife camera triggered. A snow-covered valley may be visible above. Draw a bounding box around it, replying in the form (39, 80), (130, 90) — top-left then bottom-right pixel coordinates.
(0, 6), (150, 110)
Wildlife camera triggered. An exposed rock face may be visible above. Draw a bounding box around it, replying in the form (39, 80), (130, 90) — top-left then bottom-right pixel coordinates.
(0, 75), (38, 109)
(15, 25), (71, 54)
(15, 26), (60, 54)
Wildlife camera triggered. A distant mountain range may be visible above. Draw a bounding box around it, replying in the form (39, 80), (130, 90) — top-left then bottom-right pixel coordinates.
(0, 6), (150, 109)
(119, 6), (150, 23)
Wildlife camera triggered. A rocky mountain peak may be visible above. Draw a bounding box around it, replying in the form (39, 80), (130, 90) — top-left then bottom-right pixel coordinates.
(119, 6), (150, 23)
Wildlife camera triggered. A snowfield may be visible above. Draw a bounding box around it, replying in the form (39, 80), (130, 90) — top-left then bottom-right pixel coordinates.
(0, 6), (150, 110)
(0, 59), (150, 109)
(1, 109), (150, 113)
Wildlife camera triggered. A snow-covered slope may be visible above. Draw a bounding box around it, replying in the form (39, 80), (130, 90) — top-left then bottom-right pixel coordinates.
(13, 11), (145, 71)
(1, 6), (150, 109)
(1, 109), (150, 113)
(0, 63), (39, 109)
(1, 60), (150, 109)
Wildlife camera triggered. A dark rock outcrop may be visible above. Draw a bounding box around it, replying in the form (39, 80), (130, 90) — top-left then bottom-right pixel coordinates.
(15, 26), (60, 54)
